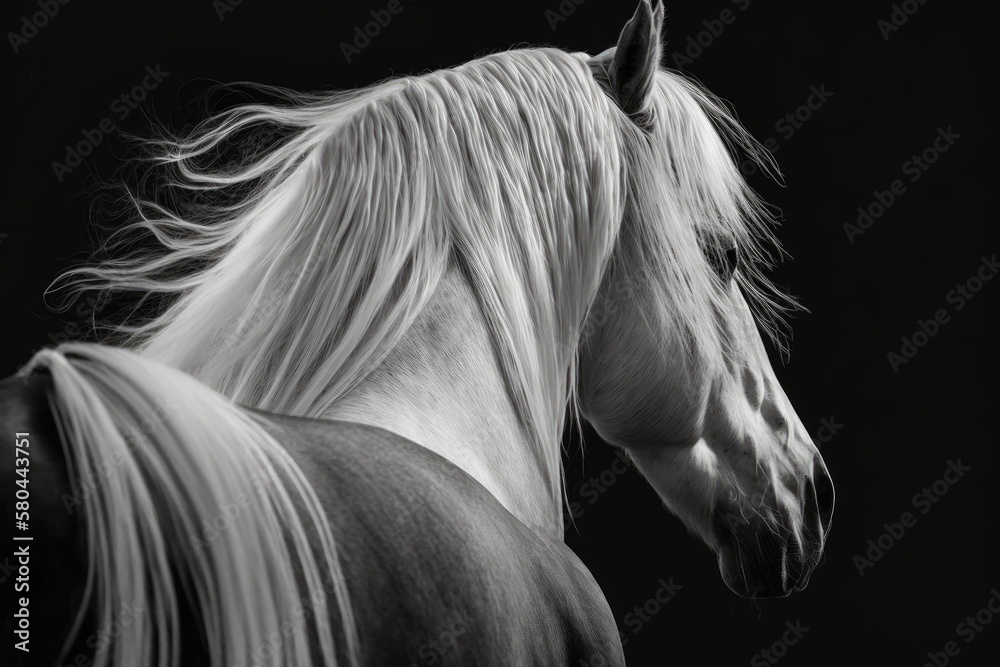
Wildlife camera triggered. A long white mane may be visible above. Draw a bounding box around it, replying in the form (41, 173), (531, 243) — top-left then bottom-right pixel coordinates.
(52, 46), (792, 508)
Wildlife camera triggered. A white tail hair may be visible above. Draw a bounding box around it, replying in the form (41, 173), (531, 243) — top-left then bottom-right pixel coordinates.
(22, 342), (358, 667)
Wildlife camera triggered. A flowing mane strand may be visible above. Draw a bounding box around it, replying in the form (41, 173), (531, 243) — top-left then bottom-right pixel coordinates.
(50, 46), (791, 507)
(52, 48), (629, 509)
(603, 64), (798, 370)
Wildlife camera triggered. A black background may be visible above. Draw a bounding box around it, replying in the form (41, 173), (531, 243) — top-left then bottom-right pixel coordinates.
(1, 1), (996, 665)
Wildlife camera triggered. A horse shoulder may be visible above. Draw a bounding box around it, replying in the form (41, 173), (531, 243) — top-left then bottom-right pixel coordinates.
(263, 415), (625, 666)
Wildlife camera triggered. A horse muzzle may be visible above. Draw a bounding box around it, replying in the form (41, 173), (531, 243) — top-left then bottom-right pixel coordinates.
(711, 470), (833, 599)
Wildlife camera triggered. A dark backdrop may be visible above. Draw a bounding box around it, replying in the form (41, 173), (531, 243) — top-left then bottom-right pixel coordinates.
(1, 1), (995, 665)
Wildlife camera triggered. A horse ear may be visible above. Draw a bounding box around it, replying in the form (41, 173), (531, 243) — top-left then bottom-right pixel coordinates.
(607, 0), (664, 128)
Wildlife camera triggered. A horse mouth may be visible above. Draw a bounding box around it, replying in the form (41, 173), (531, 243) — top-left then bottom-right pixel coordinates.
(712, 501), (822, 599)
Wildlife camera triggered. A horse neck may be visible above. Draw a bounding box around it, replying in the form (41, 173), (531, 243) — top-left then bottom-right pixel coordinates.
(323, 265), (562, 537)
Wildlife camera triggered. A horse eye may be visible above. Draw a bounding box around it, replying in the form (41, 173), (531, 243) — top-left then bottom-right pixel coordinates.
(708, 244), (739, 280)
(724, 245), (739, 278)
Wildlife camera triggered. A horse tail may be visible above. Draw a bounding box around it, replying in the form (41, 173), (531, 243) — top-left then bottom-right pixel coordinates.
(21, 341), (358, 667)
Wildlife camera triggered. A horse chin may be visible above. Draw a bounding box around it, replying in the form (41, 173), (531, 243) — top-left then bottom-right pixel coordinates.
(716, 542), (798, 599)
(712, 503), (814, 599)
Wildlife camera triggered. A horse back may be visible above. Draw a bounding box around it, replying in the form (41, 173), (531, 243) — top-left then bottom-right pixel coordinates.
(0, 373), (623, 666)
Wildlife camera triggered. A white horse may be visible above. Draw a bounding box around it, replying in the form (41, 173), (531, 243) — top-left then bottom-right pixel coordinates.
(2, 1), (833, 664)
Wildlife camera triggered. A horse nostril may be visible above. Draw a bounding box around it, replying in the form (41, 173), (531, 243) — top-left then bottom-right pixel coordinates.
(813, 459), (834, 532)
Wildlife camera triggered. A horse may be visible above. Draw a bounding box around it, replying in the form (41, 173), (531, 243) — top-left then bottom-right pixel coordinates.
(1, 1), (834, 664)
